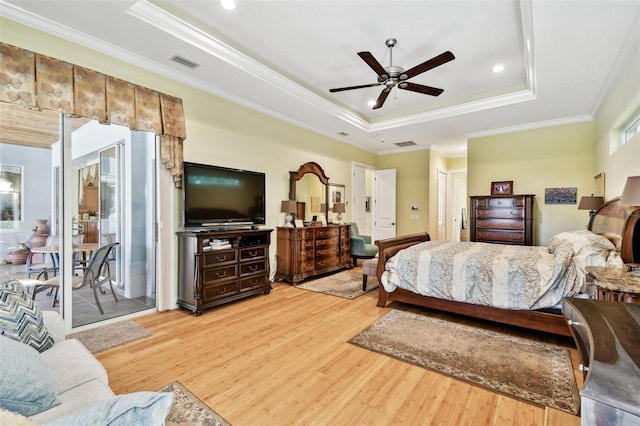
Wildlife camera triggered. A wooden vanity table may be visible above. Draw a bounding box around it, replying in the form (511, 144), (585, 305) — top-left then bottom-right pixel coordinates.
(275, 162), (352, 284)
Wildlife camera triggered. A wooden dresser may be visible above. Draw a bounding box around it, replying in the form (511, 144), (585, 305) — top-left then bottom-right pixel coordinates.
(276, 224), (352, 284)
(177, 228), (272, 315)
(469, 194), (534, 246)
(562, 298), (640, 425)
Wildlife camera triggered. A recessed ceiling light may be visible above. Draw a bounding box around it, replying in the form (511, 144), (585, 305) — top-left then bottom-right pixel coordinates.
(492, 64), (505, 73)
(220, 0), (236, 10)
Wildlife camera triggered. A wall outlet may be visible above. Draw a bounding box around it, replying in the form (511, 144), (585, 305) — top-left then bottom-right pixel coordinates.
(410, 214), (419, 220)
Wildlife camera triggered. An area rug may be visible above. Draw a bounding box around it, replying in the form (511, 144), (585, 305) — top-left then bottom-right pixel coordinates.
(296, 267), (378, 299)
(158, 381), (231, 426)
(68, 319), (151, 353)
(349, 309), (580, 415)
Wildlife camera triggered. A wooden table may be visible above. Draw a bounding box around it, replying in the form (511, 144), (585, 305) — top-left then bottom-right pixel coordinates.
(586, 266), (640, 304)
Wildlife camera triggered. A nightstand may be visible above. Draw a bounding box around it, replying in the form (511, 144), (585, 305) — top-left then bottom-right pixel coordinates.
(586, 266), (640, 304)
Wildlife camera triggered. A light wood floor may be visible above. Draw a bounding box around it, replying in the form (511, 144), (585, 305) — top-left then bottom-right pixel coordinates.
(97, 279), (582, 426)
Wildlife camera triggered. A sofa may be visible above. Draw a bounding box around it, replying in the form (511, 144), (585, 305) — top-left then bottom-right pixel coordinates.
(0, 280), (172, 425)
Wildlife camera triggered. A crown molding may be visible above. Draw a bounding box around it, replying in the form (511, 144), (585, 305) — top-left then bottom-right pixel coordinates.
(466, 115), (593, 139)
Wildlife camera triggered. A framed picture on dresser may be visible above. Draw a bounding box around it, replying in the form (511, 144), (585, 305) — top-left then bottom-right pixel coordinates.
(491, 180), (513, 196)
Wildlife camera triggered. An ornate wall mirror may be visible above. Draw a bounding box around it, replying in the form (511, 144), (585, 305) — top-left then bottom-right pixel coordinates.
(289, 162), (330, 222)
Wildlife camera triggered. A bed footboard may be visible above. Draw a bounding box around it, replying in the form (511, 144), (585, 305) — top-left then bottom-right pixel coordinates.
(374, 232), (430, 307)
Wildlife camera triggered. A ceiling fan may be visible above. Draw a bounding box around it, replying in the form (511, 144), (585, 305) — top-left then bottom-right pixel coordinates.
(329, 38), (455, 109)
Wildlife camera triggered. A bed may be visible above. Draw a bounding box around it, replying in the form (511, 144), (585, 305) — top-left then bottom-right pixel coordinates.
(374, 198), (640, 336)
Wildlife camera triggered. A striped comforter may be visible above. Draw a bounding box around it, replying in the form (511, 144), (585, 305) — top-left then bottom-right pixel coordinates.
(380, 231), (621, 310)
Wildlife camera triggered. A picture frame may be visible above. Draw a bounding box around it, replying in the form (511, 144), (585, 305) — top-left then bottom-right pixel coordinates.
(329, 183), (345, 210)
(491, 180), (513, 196)
(544, 187), (577, 204)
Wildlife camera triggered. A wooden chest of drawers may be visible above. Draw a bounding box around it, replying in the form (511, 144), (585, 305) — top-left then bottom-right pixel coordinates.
(469, 194), (534, 245)
(177, 229), (272, 315)
(276, 224), (352, 284)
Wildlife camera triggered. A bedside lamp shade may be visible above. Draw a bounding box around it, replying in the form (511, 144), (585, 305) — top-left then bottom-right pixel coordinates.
(621, 176), (640, 206)
(578, 195), (604, 217)
(281, 200), (297, 227)
(332, 202), (346, 222)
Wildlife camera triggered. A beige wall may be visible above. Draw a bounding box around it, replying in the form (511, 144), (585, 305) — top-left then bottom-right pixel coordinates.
(376, 150), (431, 236)
(468, 121), (596, 245)
(594, 36), (640, 196)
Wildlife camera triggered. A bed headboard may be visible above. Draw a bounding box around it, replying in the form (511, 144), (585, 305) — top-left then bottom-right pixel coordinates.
(589, 197), (640, 264)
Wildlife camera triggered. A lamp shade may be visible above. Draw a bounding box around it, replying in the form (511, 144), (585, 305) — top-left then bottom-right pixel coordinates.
(621, 176), (640, 206)
(332, 202), (346, 213)
(578, 195), (604, 211)
(280, 200), (297, 213)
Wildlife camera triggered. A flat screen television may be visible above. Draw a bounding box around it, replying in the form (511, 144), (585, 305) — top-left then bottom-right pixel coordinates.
(183, 162), (266, 228)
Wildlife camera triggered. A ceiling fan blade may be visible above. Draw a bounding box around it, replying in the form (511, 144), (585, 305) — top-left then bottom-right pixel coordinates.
(398, 82), (444, 96)
(402, 51), (455, 80)
(329, 83), (381, 93)
(357, 51), (388, 77)
(373, 88), (391, 109)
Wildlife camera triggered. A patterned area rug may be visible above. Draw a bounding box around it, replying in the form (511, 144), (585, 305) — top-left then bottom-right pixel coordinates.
(68, 319), (151, 353)
(349, 309), (580, 415)
(295, 267), (378, 299)
(158, 381), (231, 426)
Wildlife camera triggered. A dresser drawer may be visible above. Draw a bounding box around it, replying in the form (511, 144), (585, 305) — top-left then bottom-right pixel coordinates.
(301, 259), (315, 272)
(240, 274), (268, 291)
(315, 256), (339, 270)
(476, 219), (525, 230)
(240, 260), (266, 276)
(203, 265), (238, 284)
(476, 208), (525, 219)
(476, 230), (525, 243)
(203, 281), (238, 301)
(301, 229), (315, 239)
(240, 246), (266, 261)
(316, 246), (339, 259)
(202, 250), (237, 267)
(316, 227), (339, 239)
(316, 236), (339, 249)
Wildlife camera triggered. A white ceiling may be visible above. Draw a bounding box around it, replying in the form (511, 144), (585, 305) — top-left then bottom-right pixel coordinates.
(2, 0), (639, 157)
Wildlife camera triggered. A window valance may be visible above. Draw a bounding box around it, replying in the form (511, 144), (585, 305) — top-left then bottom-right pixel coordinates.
(0, 42), (186, 188)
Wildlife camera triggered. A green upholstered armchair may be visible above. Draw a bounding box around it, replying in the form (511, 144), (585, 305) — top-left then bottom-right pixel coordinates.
(348, 222), (378, 265)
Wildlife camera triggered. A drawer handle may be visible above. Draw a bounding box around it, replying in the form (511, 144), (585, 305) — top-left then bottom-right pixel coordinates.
(216, 287), (226, 294)
(248, 250), (258, 257)
(215, 255), (227, 262)
(578, 364), (589, 372)
(248, 265), (259, 272)
(497, 201), (502, 206)
(318, 261), (326, 266)
(567, 319), (581, 326)
(215, 271), (227, 278)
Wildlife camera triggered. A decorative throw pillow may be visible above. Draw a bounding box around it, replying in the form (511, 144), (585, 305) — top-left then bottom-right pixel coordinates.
(43, 392), (173, 426)
(0, 335), (59, 417)
(0, 281), (54, 352)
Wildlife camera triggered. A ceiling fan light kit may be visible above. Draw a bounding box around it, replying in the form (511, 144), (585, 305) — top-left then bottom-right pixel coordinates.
(329, 38), (455, 109)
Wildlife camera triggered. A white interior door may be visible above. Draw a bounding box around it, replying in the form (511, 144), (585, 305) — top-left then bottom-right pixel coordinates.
(352, 163), (366, 232)
(450, 171), (468, 241)
(437, 170), (447, 241)
(374, 168), (396, 240)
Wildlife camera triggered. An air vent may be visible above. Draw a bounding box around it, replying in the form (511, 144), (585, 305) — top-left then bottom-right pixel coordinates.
(337, 131), (349, 136)
(394, 141), (416, 147)
(171, 55), (199, 69)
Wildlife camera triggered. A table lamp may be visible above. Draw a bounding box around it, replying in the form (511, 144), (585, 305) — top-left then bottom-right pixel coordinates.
(621, 175), (640, 207)
(280, 200), (297, 227)
(577, 194), (604, 218)
(332, 202), (346, 223)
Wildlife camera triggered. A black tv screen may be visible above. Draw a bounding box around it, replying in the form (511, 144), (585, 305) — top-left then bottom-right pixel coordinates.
(183, 162), (265, 227)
